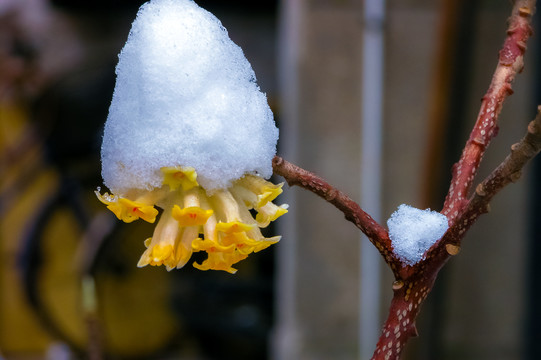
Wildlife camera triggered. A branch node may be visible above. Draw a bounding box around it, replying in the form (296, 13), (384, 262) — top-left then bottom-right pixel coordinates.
(511, 142), (521, 152)
(445, 243), (461, 256)
(392, 280), (404, 290)
(504, 83), (515, 95)
(475, 183), (487, 197)
(499, 54), (514, 66)
(519, 6), (533, 17)
(528, 120), (539, 135)
(510, 170), (522, 182)
(472, 137), (486, 146)
(507, 25), (519, 35)
(272, 156), (284, 167)
(325, 189), (338, 201)
(517, 40), (528, 52)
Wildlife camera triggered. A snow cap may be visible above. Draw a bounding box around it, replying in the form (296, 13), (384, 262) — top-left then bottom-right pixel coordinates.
(387, 204), (449, 266)
(101, 0), (278, 194)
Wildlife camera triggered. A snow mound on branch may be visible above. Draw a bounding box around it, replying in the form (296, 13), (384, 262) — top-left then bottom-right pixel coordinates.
(387, 204), (449, 266)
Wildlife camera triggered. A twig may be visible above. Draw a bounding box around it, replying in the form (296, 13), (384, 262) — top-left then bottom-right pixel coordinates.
(375, 105), (541, 360)
(442, 0), (535, 224)
(271, 156), (399, 271)
(371, 1), (537, 358)
(273, 0), (538, 359)
(437, 106), (541, 256)
(469, 106), (541, 214)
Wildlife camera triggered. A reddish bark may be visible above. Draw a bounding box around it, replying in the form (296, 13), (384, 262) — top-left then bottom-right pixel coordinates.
(441, 1), (535, 223)
(271, 156), (402, 273)
(271, 1), (539, 359)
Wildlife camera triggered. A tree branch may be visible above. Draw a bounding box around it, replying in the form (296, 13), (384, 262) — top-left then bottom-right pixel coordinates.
(272, 156), (399, 271)
(271, 1), (537, 359)
(437, 106), (541, 256)
(371, 2), (537, 358)
(442, 0), (535, 224)
(471, 106), (541, 209)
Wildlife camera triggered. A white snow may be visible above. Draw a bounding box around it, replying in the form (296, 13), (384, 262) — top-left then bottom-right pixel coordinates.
(101, 0), (278, 195)
(387, 204), (449, 266)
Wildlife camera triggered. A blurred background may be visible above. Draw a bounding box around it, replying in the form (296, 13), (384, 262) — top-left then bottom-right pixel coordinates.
(0, 0), (539, 359)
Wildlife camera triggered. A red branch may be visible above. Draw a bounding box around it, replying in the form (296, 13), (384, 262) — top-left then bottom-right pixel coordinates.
(435, 106), (541, 261)
(271, 156), (385, 238)
(272, 0), (537, 359)
(369, 2), (537, 359)
(373, 104), (541, 360)
(441, 1), (535, 223)
(271, 156), (402, 271)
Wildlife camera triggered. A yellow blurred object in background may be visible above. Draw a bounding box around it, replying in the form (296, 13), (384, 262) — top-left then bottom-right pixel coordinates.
(0, 101), (179, 358)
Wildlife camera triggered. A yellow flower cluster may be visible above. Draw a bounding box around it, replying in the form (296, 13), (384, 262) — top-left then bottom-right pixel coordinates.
(96, 167), (287, 273)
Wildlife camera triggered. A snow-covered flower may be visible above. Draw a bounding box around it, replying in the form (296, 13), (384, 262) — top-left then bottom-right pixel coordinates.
(96, 0), (286, 273)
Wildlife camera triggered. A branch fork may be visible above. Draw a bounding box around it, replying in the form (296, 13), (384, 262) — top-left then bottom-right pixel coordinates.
(272, 1), (538, 358)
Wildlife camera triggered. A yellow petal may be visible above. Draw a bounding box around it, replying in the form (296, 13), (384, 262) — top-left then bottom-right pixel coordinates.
(215, 221), (255, 234)
(149, 244), (177, 268)
(144, 237), (152, 248)
(229, 233), (280, 254)
(174, 227), (199, 269)
(236, 175), (284, 208)
(161, 166), (198, 191)
(218, 231), (252, 247)
(174, 240), (195, 269)
(192, 238), (235, 253)
(257, 186), (283, 208)
(172, 205), (213, 227)
(137, 250), (152, 267)
(229, 185), (258, 208)
(255, 203), (289, 227)
(95, 190), (158, 223)
(193, 251), (248, 274)
(138, 243), (176, 269)
(208, 190), (243, 223)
